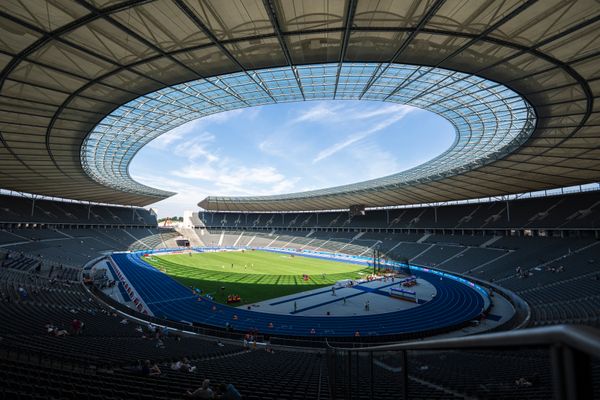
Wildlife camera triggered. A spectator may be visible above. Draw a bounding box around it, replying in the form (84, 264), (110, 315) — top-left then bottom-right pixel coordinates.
(45, 323), (57, 335)
(181, 357), (196, 372)
(17, 286), (28, 300)
(142, 360), (161, 377)
(217, 383), (241, 400)
(186, 379), (214, 398)
(515, 377), (532, 387)
(71, 319), (82, 335)
(170, 359), (182, 371)
(141, 360), (150, 375)
(264, 334), (272, 353)
(53, 327), (69, 337)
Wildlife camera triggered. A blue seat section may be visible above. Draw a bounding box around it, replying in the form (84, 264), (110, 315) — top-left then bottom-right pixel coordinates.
(111, 252), (485, 337)
(105, 261), (131, 301)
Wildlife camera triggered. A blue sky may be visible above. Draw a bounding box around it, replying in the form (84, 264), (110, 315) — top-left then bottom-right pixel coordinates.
(130, 100), (455, 217)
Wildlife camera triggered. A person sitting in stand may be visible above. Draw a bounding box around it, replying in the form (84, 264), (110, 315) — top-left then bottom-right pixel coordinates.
(142, 360), (161, 377)
(186, 379), (214, 398)
(71, 319), (82, 335)
(52, 326), (69, 337)
(17, 286), (28, 300)
(216, 383), (242, 400)
(45, 323), (57, 335)
(170, 359), (182, 371)
(180, 357), (195, 372)
(515, 377), (533, 387)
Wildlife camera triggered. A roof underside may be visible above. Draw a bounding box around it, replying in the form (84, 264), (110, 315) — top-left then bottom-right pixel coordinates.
(0, 0), (599, 209)
(85, 62), (536, 201)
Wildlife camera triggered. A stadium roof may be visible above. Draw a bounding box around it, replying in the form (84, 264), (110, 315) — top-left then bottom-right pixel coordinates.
(0, 1), (599, 210)
(85, 63), (536, 202)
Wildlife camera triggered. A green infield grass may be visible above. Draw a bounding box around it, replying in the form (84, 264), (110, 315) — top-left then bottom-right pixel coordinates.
(143, 250), (371, 305)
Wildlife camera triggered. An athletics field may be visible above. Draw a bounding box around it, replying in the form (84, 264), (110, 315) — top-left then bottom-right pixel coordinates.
(144, 250), (371, 305)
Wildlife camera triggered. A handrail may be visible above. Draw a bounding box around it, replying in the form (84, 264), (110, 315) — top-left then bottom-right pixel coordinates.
(326, 324), (600, 357)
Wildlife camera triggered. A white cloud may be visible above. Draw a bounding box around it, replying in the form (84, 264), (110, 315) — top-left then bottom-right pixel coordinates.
(312, 133), (364, 163)
(271, 177), (302, 193)
(167, 139), (301, 198)
(346, 141), (402, 179)
(290, 101), (416, 125)
(147, 119), (203, 149)
(129, 173), (208, 216)
(350, 104), (416, 120)
(131, 167), (297, 216)
(174, 131), (217, 162)
(201, 108), (245, 123)
(289, 102), (346, 124)
(262, 102), (417, 163)
(172, 163), (289, 189)
(257, 139), (273, 153)
(312, 104), (414, 163)
(146, 108), (258, 150)
(257, 136), (298, 159)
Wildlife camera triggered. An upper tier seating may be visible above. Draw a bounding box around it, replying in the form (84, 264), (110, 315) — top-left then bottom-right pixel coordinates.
(196, 190), (600, 230)
(0, 194), (157, 226)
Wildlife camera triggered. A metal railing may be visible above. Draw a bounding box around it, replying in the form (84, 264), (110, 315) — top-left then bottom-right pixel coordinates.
(325, 325), (600, 400)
